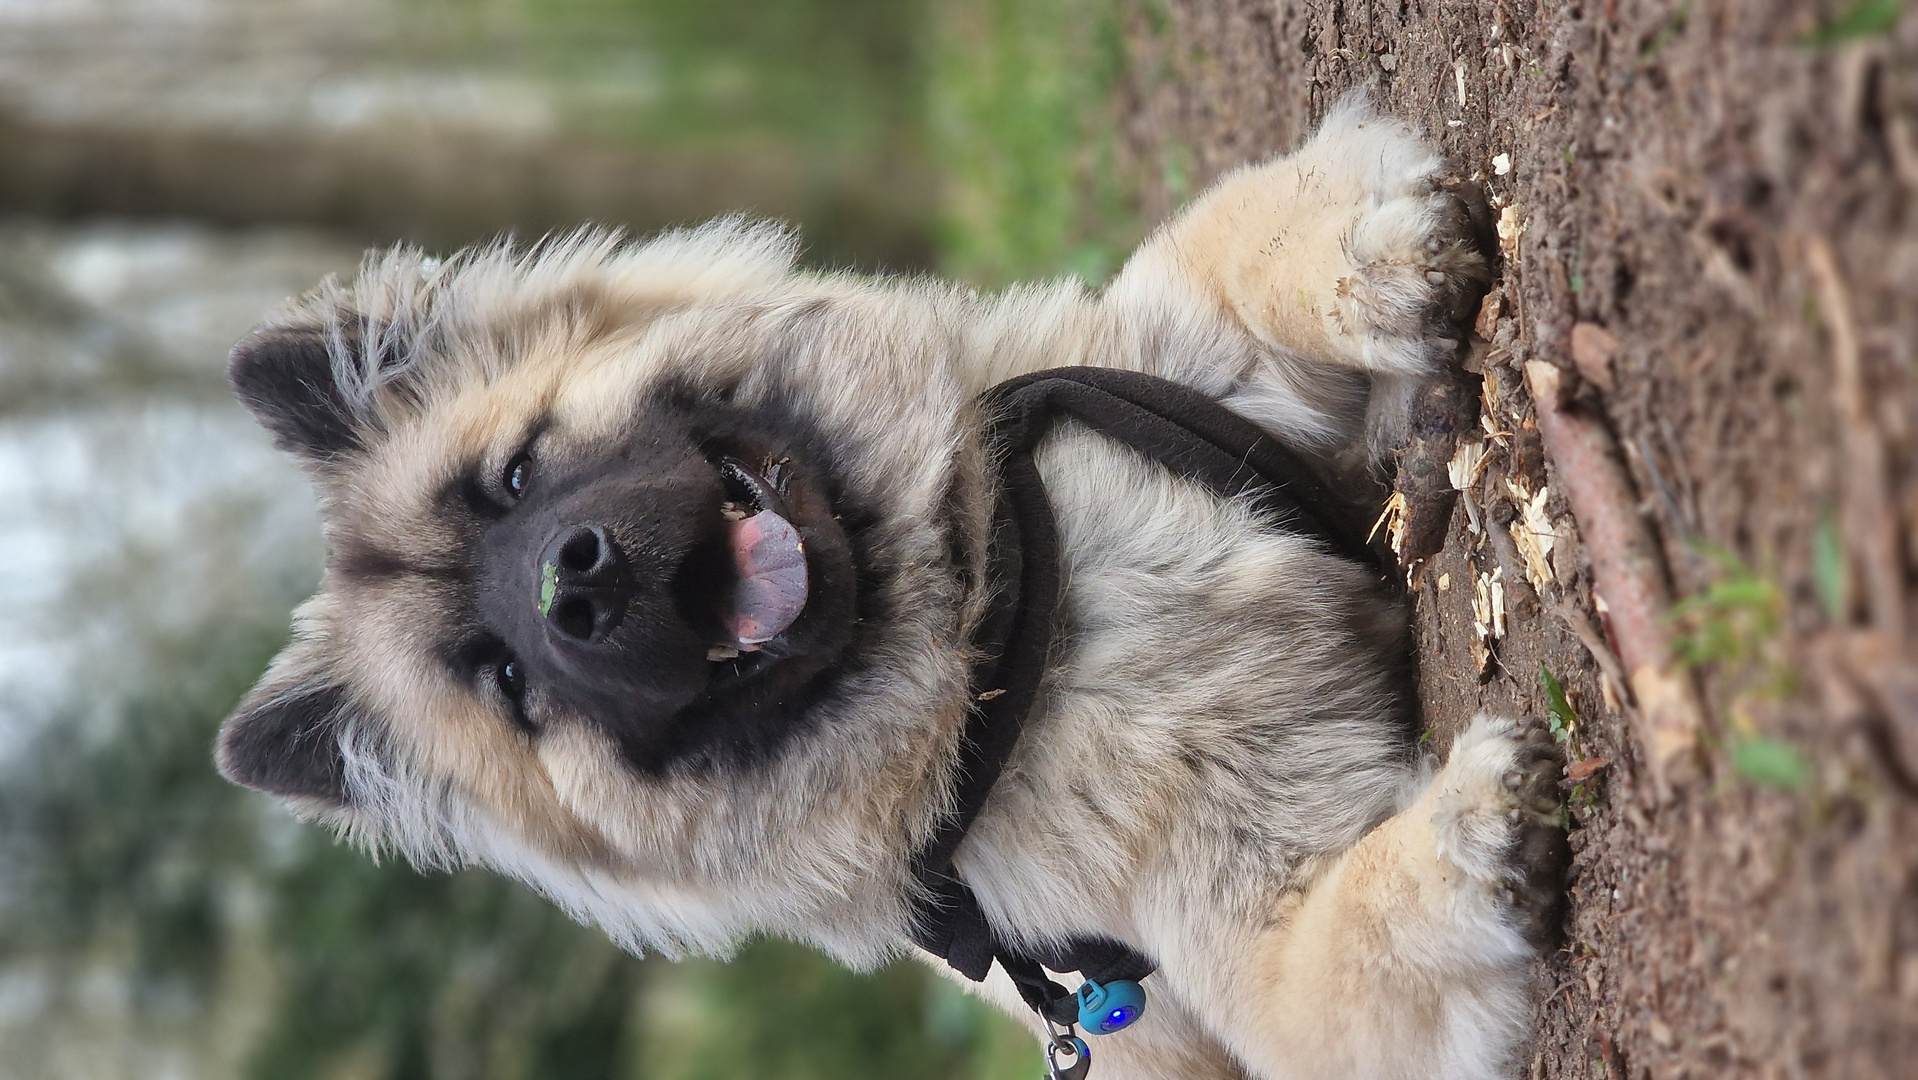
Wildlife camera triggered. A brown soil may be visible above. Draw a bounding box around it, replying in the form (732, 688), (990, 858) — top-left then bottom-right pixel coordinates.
(1118, 3), (1918, 1077)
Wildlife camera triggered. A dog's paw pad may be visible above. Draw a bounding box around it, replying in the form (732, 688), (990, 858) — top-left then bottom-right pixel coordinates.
(1335, 183), (1496, 375)
(1423, 183), (1498, 330)
(1499, 716), (1566, 816)
(1432, 715), (1569, 946)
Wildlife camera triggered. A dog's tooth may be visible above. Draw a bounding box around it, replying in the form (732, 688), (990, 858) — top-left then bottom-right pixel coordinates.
(707, 644), (741, 661)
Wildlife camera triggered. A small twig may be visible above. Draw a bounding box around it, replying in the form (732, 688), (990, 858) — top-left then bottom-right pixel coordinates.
(1550, 595), (1634, 712)
(1526, 361), (1705, 802)
(1654, 414), (1700, 535)
(1485, 508), (1540, 607)
(1631, 436), (1690, 542)
(1806, 236), (1906, 647)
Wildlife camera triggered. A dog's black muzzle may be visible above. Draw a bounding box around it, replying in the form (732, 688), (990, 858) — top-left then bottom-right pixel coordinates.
(477, 417), (728, 722)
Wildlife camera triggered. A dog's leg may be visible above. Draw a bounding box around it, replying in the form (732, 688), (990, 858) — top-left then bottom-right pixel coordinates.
(1195, 715), (1567, 1080)
(969, 97), (1490, 457)
(1105, 94), (1492, 453)
(1121, 94), (1490, 380)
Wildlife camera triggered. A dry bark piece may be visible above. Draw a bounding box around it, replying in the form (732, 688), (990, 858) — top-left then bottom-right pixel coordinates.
(1395, 369), (1481, 569)
(1525, 360), (1705, 801)
(1474, 290), (1504, 340)
(1461, 338), (1496, 375)
(1570, 322), (1618, 393)
(1565, 756), (1610, 782)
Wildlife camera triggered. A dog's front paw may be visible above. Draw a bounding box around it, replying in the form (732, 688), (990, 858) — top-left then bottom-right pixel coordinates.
(1328, 180), (1495, 376)
(1171, 98), (1496, 381)
(1431, 715), (1570, 951)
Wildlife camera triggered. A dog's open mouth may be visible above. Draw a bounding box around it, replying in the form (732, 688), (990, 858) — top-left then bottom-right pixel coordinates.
(712, 455), (809, 654)
(670, 439), (857, 697)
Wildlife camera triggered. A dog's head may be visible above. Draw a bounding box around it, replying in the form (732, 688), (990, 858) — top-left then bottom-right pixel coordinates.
(215, 222), (985, 960)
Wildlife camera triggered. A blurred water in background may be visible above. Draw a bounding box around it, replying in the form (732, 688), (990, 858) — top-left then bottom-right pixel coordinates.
(0, 0), (1142, 1076)
(0, 222), (346, 736)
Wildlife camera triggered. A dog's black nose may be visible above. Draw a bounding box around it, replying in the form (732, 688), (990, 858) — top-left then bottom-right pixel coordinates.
(538, 525), (634, 643)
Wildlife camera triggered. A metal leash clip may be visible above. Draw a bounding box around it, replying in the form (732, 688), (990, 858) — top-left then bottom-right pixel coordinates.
(1042, 1016), (1092, 1080)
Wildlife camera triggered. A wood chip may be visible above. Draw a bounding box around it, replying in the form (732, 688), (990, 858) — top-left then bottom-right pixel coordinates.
(1369, 490), (1408, 555)
(1481, 412), (1513, 447)
(1449, 439), (1490, 492)
(1474, 290), (1504, 340)
(1506, 479), (1560, 593)
(1474, 567), (1508, 642)
(1496, 204), (1526, 261)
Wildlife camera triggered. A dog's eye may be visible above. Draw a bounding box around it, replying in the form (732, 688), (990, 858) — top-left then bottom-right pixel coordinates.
(503, 453), (532, 501)
(497, 656), (526, 701)
(494, 657), (536, 734)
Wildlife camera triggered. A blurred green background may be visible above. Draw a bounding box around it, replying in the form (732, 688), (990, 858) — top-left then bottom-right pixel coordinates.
(0, 0), (1154, 1077)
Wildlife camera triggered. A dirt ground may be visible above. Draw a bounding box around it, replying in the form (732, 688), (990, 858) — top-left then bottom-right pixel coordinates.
(1113, 2), (1918, 1077)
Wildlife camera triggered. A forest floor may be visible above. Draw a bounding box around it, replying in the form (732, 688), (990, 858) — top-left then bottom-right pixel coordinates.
(1108, 2), (1918, 1077)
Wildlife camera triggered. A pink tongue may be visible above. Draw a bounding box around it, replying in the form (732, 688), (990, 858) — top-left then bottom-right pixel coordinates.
(725, 509), (809, 650)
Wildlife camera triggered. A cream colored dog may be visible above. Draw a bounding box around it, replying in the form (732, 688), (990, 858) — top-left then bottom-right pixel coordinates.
(216, 97), (1565, 1079)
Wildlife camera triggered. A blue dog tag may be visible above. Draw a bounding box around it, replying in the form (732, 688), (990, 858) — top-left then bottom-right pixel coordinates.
(1074, 980), (1145, 1034)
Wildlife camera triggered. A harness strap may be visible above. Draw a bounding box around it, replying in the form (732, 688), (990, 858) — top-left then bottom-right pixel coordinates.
(908, 367), (1384, 1021)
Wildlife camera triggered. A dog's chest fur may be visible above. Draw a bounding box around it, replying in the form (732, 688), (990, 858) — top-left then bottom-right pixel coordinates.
(954, 424), (1417, 958)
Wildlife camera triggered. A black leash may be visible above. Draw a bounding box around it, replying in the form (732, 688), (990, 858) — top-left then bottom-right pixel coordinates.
(907, 368), (1384, 1063)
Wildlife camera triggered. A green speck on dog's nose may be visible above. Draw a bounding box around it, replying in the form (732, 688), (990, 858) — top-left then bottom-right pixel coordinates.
(538, 561), (558, 617)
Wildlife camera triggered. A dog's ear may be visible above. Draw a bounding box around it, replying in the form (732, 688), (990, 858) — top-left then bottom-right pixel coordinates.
(216, 642), (356, 806)
(228, 324), (365, 463)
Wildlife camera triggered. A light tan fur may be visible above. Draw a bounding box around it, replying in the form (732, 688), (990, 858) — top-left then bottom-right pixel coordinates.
(219, 97), (1560, 1079)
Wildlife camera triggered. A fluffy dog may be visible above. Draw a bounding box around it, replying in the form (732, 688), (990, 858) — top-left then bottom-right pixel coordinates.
(217, 98), (1566, 1079)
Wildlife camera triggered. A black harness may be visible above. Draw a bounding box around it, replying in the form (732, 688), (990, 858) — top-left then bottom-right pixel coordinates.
(906, 367), (1384, 1035)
